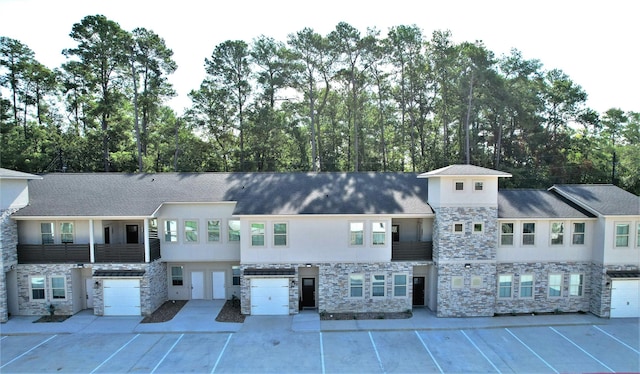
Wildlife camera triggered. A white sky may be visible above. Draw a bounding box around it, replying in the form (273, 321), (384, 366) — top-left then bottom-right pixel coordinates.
(1, 0), (638, 115)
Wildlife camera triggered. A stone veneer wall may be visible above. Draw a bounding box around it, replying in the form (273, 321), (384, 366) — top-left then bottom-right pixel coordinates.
(0, 208), (18, 322)
(433, 207), (499, 317)
(16, 264), (77, 316)
(141, 259), (167, 316)
(495, 262), (591, 315)
(590, 263), (639, 317)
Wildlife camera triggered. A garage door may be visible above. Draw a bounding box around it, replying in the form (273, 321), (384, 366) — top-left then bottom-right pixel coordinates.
(103, 279), (141, 316)
(251, 278), (289, 315)
(611, 280), (639, 318)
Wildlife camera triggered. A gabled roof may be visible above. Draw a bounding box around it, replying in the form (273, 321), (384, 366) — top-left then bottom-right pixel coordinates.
(498, 190), (594, 219)
(12, 172), (433, 217)
(0, 168), (42, 180)
(549, 185), (640, 216)
(418, 164), (511, 178)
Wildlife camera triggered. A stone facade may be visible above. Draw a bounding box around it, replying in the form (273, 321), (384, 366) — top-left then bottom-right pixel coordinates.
(0, 208), (19, 322)
(16, 263), (78, 316)
(436, 262), (497, 317)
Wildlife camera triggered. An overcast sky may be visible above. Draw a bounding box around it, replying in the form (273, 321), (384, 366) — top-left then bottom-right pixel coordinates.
(1, 0), (638, 115)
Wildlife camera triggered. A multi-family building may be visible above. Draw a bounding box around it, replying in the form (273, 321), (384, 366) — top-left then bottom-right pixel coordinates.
(0, 165), (638, 322)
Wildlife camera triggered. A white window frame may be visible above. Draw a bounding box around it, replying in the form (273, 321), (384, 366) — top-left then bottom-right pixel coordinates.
(392, 274), (407, 297)
(498, 274), (513, 298)
(60, 222), (74, 244)
(471, 276), (483, 288)
(228, 220), (241, 242)
(273, 222), (288, 247)
(184, 219), (199, 243)
(454, 180), (464, 191)
(453, 222), (464, 234)
(572, 222), (585, 245)
(473, 180), (484, 191)
(164, 219), (178, 243)
(500, 223), (514, 246)
(522, 222), (535, 245)
(349, 274), (364, 298)
(171, 266), (184, 286)
(41, 222), (54, 244)
(371, 222), (386, 246)
(550, 222), (564, 245)
(371, 274), (386, 297)
(207, 219), (221, 243)
(250, 222), (266, 247)
(615, 222), (630, 247)
(519, 274), (534, 298)
(548, 274), (563, 297)
(349, 222), (364, 246)
(29, 275), (46, 301)
(50, 275), (67, 300)
(472, 222), (484, 234)
(569, 273), (584, 297)
(451, 276), (464, 289)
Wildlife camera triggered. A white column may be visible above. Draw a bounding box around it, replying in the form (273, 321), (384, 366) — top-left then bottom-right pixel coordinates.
(144, 218), (150, 263)
(89, 219), (95, 263)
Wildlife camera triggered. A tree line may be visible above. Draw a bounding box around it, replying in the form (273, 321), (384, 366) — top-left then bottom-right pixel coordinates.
(1, 15), (638, 193)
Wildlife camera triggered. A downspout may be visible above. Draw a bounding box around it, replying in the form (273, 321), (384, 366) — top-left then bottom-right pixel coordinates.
(89, 219), (95, 263)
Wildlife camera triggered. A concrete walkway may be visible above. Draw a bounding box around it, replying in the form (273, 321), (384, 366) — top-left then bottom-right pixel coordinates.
(0, 300), (621, 336)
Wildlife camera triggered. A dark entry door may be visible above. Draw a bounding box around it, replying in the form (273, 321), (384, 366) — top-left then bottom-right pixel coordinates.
(104, 227), (111, 244)
(302, 278), (315, 308)
(413, 277), (425, 306)
(126, 225), (139, 244)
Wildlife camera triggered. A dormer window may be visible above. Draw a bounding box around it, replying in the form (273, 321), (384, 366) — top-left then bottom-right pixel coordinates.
(455, 181), (464, 191)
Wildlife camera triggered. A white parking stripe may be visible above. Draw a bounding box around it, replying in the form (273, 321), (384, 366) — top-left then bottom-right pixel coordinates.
(319, 332), (326, 374)
(368, 331), (385, 373)
(460, 330), (501, 373)
(90, 334), (139, 374)
(593, 325), (640, 355)
(415, 331), (444, 374)
(151, 333), (184, 374)
(211, 333), (232, 374)
(549, 327), (614, 373)
(505, 328), (558, 374)
(0, 335), (57, 370)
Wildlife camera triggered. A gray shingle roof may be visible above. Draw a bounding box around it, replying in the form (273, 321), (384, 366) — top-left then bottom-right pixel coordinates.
(549, 185), (640, 216)
(13, 172), (433, 217)
(418, 164), (512, 178)
(498, 190), (594, 219)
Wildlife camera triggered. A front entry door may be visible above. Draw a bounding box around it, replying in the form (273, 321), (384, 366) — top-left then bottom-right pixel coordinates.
(413, 277), (425, 306)
(191, 271), (204, 299)
(302, 278), (315, 308)
(126, 225), (139, 244)
(212, 271), (225, 299)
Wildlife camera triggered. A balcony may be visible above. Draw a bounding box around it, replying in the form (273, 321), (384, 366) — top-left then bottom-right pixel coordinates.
(18, 239), (161, 264)
(392, 241), (433, 261)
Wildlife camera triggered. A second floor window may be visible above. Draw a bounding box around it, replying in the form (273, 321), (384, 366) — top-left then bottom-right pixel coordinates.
(572, 222), (585, 245)
(500, 223), (514, 245)
(207, 220), (221, 242)
(551, 222), (564, 245)
(41, 223), (54, 244)
(615, 223), (629, 247)
(164, 220), (177, 242)
(251, 223), (265, 246)
(522, 223), (535, 245)
(228, 220), (240, 242)
(372, 222), (386, 245)
(350, 222), (364, 246)
(184, 220), (198, 243)
(273, 223), (287, 246)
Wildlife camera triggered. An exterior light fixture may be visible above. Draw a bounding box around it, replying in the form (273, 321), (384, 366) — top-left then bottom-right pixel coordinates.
(464, 263), (472, 269)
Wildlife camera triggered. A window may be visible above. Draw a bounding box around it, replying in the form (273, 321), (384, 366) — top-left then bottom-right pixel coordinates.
(228, 220), (240, 242)
(349, 274), (364, 297)
(451, 276), (464, 289)
(474, 181), (483, 191)
(453, 223), (464, 234)
(171, 266), (183, 286)
(164, 220), (177, 242)
(551, 222), (564, 245)
(393, 274), (407, 297)
(207, 220), (221, 242)
(498, 275), (512, 298)
(615, 223), (630, 247)
(569, 274), (583, 296)
(372, 274), (386, 297)
(519, 274), (534, 298)
(60, 222), (74, 243)
(350, 222), (364, 246)
(51, 276), (66, 299)
(184, 220), (198, 243)
(232, 266), (241, 286)
(473, 223), (483, 234)
(251, 223), (265, 246)
(500, 223), (514, 246)
(30, 276), (45, 300)
(572, 222), (585, 245)
(455, 181), (464, 191)
(522, 223), (535, 245)
(637, 223), (640, 247)
(471, 276), (483, 288)
(273, 223), (288, 246)
(548, 274), (563, 297)
(41, 223), (54, 244)
(149, 219), (158, 239)
(372, 222), (386, 245)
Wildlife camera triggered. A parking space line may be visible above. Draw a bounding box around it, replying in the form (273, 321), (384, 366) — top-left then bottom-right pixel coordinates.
(549, 327), (614, 373)
(0, 335), (57, 370)
(593, 325), (640, 355)
(460, 330), (501, 373)
(368, 331), (385, 373)
(319, 332), (325, 374)
(505, 328), (558, 374)
(414, 331), (444, 374)
(151, 333), (184, 374)
(90, 334), (140, 374)
(211, 333), (232, 374)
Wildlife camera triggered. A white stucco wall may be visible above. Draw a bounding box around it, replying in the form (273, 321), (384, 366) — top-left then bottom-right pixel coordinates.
(428, 176), (499, 208)
(603, 216), (640, 265)
(0, 179), (29, 210)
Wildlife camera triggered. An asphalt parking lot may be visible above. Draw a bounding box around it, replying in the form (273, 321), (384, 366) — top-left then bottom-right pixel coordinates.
(1, 320), (638, 373)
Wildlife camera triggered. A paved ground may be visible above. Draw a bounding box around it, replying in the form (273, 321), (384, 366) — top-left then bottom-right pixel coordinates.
(1, 301), (639, 373)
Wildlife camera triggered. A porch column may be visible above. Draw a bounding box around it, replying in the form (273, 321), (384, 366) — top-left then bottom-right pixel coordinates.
(144, 218), (150, 263)
(89, 219), (95, 263)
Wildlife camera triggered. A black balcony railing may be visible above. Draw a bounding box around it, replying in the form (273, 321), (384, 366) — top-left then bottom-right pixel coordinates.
(391, 241), (433, 261)
(18, 238), (161, 264)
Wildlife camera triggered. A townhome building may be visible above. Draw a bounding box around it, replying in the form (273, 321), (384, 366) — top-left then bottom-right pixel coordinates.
(0, 165), (638, 322)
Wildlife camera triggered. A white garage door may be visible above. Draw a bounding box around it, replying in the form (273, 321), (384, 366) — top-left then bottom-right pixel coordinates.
(251, 278), (289, 315)
(611, 280), (639, 318)
(103, 279), (141, 316)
